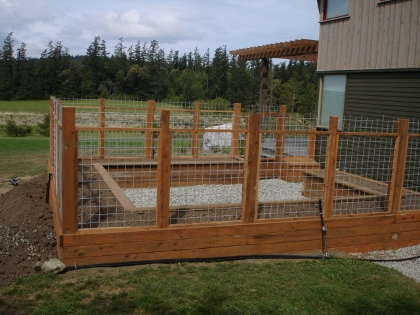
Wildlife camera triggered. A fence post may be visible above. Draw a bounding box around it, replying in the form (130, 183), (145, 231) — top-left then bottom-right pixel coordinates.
(231, 103), (241, 156)
(62, 107), (78, 234)
(241, 113), (261, 223)
(156, 110), (171, 228)
(48, 97), (54, 174)
(308, 127), (317, 160)
(322, 116), (339, 219)
(145, 100), (155, 158)
(191, 102), (200, 158)
(275, 105), (287, 175)
(98, 98), (105, 158)
(387, 119), (409, 214)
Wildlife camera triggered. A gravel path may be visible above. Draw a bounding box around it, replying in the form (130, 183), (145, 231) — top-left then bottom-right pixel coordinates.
(124, 179), (307, 208)
(349, 245), (420, 283)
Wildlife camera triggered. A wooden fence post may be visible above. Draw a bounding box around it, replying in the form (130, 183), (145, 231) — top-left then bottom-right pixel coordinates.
(308, 127), (317, 159)
(241, 113), (261, 223)
(191, 102), (200, 158)
(156, 110), (171, 228)
(275, 105), (287, 175)
(48, 97), (54, 174)
(62, 107), (78, 234)
(231, 103), (241, 156)
(145, 100), (155, 158)
(387, 119), (409, 214)
(322, 116), (339, 219)
(98, 98), (105, 158)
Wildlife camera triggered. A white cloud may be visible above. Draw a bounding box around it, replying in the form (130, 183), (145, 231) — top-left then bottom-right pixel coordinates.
(0, 0), (319, 57)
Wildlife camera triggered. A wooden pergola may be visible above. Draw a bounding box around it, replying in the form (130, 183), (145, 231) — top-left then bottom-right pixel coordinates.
(230, 39), (318, 62)
(229, 39), (318, 109)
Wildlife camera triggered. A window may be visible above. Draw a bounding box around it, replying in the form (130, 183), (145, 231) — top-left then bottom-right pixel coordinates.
(319, 74), (346, 128)
(323, 0), (350, 20)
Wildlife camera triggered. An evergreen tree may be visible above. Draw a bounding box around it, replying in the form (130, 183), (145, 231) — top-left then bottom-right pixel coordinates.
(0, 32), (15, 99)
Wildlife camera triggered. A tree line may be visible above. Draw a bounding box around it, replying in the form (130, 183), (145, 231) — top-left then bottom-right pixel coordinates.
(0, 32), (318, 114)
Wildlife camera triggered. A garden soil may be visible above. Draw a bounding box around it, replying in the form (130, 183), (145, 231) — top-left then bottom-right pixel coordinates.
(0, 173), (57, 287)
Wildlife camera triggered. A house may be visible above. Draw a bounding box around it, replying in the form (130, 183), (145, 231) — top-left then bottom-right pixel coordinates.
(316, 0), (420, 127)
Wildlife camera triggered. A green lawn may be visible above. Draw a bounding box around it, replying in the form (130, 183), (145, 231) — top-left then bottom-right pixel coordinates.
(0, 131), (49, 191)
(0, 100), (49, 113)
(1, 258), (419, 315)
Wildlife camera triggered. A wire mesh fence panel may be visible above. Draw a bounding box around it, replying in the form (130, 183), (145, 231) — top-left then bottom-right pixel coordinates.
(332, 116), (396, 215)
(401, 120), (420, 210)
(258, 112), (321, 219)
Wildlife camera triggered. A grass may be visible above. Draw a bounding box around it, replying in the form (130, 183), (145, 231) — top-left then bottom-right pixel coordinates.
(0, 100), (49, 113)
(1, 258), (419, 314)
(0, 127), (49, 191)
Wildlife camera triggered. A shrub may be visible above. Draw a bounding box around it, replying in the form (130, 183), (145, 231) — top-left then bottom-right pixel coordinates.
(37, 112), (50, 136)
(5, 119), (33, 137)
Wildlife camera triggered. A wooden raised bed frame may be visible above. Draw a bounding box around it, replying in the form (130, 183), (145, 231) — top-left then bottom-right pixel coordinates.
(48, 98), (420, 267)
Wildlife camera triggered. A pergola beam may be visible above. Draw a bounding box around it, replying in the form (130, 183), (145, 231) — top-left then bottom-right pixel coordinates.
(230, 39), (318, 62)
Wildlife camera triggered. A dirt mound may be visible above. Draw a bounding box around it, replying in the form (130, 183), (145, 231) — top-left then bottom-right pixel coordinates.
(0, 173), (56, 287)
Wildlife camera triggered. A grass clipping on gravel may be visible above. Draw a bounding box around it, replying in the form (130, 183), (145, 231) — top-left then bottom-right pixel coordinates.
(1, 258), (419, 315)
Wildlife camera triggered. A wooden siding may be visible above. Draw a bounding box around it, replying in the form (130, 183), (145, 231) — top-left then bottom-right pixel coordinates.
(344, 72), (420, 120)
(317, 0), (420, 71)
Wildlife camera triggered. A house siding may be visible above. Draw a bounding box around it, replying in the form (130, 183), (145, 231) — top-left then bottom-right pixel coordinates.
(344, 71), (420, 120)
(317, 0), (420, 72)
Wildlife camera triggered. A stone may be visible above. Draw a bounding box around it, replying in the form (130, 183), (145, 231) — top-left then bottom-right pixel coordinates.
(41, 258), (66, 274)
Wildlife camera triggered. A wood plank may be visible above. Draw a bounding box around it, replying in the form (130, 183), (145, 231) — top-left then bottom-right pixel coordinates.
(323, 117), (339, 218)
(407, 0), (418, 67)
(156, 110), (171, 228)
(60, 213), (420, 248)
(231, 103), (241, 156)
(62, 107), (78, 234)
(191, 102), (200, 158)
(350, 0), (363, 69)
(144, 100), (155, 158)
(93, 164), (137, 211)
(391, 0), (402, 68)
(61, 239), (325, 267)
(387, 119), (410, 213)
(241, 114), (261, 223)
(63, 220), (420, 261)
(398, 0), (411, 68)
(98, 98), (105, 158)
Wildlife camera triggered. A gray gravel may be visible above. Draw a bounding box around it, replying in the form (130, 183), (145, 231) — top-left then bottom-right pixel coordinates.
(124, 179), (307, 208)
(349, 245), (420, 283)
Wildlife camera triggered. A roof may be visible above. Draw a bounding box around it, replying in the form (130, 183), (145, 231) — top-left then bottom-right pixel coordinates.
(229, 39), (318, 62)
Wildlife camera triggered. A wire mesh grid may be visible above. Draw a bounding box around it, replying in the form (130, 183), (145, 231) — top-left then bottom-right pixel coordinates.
(401, 119), (420, 210)
(258, 113), (322, 219)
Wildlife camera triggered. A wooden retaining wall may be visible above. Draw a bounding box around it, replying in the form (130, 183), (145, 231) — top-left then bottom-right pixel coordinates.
(48, 97), (420, 267)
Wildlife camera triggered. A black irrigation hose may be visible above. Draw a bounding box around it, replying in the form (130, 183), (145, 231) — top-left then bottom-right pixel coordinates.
(63, 253), (420, 272)
(356, 255), (420, 263)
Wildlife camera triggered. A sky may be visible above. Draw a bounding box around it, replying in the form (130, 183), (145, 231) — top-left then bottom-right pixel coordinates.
(0, 0), (320, 58)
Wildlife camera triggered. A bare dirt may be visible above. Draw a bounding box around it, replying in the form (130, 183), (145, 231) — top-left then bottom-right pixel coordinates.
(0, 173), (57, 287)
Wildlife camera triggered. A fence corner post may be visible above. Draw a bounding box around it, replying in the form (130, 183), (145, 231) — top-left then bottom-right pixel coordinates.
(241, 113), (261, 223)
(62, 107), (78, 234)
(387, 119), (409, 214)
(322, 116), (339, 219)
(156, 110), (171, 228)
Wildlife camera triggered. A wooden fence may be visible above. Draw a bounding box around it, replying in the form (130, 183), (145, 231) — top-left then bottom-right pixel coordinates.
(48, 97), (420, 267)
